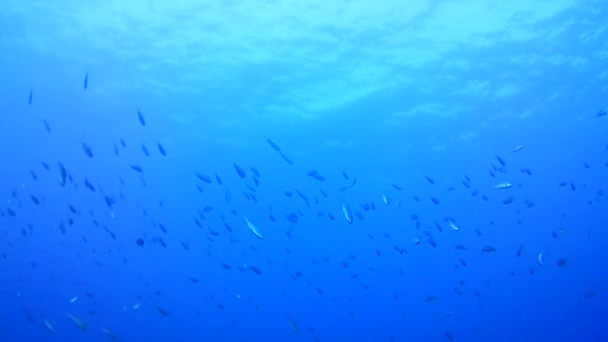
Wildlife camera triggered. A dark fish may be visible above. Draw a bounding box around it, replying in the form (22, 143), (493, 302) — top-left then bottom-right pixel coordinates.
(430, 196), (440, 205)
(320, 189), (328, 198)
(81, 142), (93, 158)
(266, 138), (281, 152)
(284, 191), (293, 197)
(482, 245), (496, 253)
(41, 161), (50, 170)
(157, 307), (169, 317)
(516, 243), (524, 257)
(342, 171), (349, 180)
(84, 178), (95, 192)
(58, 162), (67, 186)
(340, 178), (357, 191)
(28, 88), (33, 105)
(249, 266), (262, 275)
(130, 165), (143, 172)
(502, 196), (514, 205)
(233, 164), (246, 178)
(113, 143), (119, 156)
(120, 138), (126, 147)
(30, 170), (38, 180)
(137, 109), (146, 126)
(286, 213), (298, 224)
(496, 155), (506, 166)
(295, 190), (309, 203)
(141, 144), (149, 156)
(435, 220), (443, 232)
(195, 173), (213, 183)
(597, 109), (607, 117)
(219, 215), (232, 232)
(83, 72), (88, 89)
(391, 184), (402, 191)
(104, 195), (115, 207)
(157, 142), (166, 156)
(584, 291), (596, 299)
(556, 258), (568, 267)
(202, 206), (214, 212)
(136, 238), (144, 246)
(279, 151), (293, 165)
(215, 173), (223, 185)
(307, 170), (326, 181)
(30, 195), (40, 205)
(250, 167), (260, 178)
(224, 189), (232, 203)
(424, 176), (435, 185)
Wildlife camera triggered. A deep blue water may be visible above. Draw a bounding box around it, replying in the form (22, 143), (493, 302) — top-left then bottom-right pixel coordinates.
(1, 1), (608, 341)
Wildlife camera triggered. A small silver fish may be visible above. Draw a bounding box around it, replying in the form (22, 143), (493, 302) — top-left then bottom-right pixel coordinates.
(342, 196), (353, 224)
(448, 221), (460, 231)
(382, 194), (390, 205)
(493, 182), (512, 189)
(245, 218), (263, 239)
(43, 319), (56, 333)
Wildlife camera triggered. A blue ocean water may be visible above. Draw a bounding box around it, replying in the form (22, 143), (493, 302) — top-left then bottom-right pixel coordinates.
(1, 0), (607, 341)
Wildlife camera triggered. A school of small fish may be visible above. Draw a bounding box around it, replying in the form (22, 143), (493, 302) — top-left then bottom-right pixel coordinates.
(1, 72), (606, 341)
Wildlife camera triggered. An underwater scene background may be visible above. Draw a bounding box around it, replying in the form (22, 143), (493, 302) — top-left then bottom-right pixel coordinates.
(1, 0), (607, 341)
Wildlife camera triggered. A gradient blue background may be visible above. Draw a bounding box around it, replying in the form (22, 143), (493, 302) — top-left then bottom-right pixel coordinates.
(1, 0), (607, 341)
